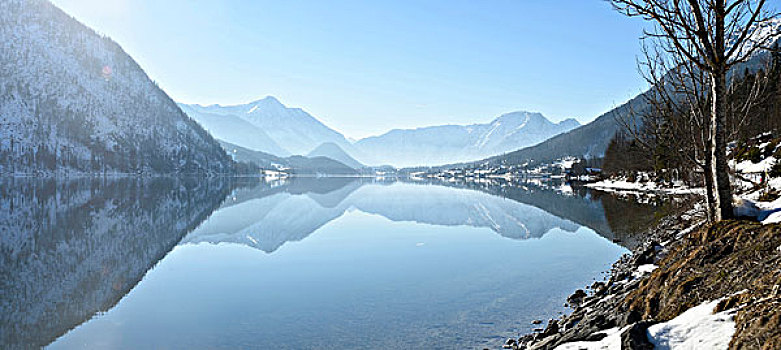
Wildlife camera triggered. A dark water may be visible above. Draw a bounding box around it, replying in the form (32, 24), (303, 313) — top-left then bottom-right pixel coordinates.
(0, 177), (665, 349)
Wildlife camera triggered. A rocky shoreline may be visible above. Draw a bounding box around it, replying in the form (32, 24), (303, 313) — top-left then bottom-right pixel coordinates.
(501, 199), (781, 350)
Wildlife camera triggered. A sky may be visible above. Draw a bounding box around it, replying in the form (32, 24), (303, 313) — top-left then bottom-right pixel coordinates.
(51, 0), (652, 139)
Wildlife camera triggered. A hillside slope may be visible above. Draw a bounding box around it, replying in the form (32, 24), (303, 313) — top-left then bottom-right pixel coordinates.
(0, 0), (233, 175)
(220, 140), (357, 175)
(486, 95), (647, 165)
(178, 104), (290, 156)
(307, 142), (364, 169)
(181, 97), (359, 158)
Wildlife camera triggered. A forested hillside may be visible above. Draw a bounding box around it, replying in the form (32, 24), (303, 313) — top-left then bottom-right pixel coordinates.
(0, 0), (233, 175)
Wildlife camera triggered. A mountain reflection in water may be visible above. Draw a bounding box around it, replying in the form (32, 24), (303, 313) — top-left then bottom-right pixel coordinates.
(0, 176), (665, 349)
(184, 177), (663, 253)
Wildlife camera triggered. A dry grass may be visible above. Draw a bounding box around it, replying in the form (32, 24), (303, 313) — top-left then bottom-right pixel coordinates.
(623, 220), (781, 350)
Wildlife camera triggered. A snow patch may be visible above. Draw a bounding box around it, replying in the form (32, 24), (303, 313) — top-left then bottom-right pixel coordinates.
(647, 299), (736, 350)
(762, 211), (781, 225)
(586, 179), (702, 196)
(733, 156), (776, 174)
(637, 264), (658, 274)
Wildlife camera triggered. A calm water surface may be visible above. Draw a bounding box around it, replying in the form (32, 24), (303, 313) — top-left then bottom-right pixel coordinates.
(0, 177), (664, 349)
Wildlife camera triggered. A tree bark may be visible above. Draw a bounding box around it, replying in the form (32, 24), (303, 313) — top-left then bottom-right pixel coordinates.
(704, 151), (716, 222)
(711, 70), (733, 220)
(711, 2), (734, 221)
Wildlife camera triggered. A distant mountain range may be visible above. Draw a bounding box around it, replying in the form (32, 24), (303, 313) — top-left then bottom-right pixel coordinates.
(180, 98), (580, 168)
(0, 0), (232, 175)
(356, 112), (580, 167)
(179, 97), (357, 157)
(482, 98), (641, 166)
(178, 104), (291, 156)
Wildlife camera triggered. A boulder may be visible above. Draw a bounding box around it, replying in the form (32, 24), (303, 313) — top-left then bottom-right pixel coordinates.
(620, 321), (656, 350)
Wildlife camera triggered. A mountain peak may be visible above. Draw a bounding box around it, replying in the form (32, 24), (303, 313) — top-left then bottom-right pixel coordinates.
(491, 111), (548, 127)
(248, 96), (285, 111)
(558, 118), (581, 129)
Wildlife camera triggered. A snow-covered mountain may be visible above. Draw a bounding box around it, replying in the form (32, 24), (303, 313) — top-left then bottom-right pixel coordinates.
(178, 104), (290, 156)
(356, 112), (580, 167)
(180, 96), (579, 168)
(180, 97), (358, 157)
(307, 142), (364, 169)
(0, 0), (232, 175)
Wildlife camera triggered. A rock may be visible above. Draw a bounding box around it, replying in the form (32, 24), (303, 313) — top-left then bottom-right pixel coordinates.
(517, 334), (535, 348)
(634, 241), (660, 265)
(583, 332), (608, 342)
(621, 309), (643, 325)
(566, 289), (587, 307)
(620, 321), (656, 350)
(590, 281), (607, 296)
(531, 319), (543, 325)
(502, 338), (518, 349)
(542, 319), (559, 337)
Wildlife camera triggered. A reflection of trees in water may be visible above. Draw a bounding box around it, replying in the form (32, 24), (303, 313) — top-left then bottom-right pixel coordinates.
(591, 191), (676, 247)
(412, 178), (669, 248)
(0, 177), (232, 349)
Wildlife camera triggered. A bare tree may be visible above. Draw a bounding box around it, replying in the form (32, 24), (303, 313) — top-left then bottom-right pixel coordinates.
(610, 0), (779, 221)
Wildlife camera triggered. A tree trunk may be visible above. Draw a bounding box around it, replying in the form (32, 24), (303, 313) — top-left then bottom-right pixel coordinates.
(703, 152), (716, 222)
(711, 69), (733, 220)
(710, 0), (733, 221)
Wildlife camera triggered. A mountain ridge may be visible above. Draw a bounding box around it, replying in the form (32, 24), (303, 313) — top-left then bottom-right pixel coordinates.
(307, 142), (364, 169)
(355, 111), (581, 167)
(180, 97), (357, 157)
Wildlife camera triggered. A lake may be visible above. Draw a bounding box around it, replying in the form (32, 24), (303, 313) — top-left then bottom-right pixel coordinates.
(0, 177), (665, 349)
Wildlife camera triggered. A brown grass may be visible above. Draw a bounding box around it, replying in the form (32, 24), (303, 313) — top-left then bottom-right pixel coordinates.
(622, 221), (781, 350)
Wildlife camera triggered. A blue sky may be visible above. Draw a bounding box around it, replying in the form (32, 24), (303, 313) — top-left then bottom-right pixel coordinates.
(52, 0), (651, 139)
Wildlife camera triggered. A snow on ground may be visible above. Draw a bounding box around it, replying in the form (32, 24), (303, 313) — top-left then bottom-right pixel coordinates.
(553, 300), (736, 350)
(634, 264), (658, 277)
(761, 211), (781, 224)
(586, 179), (703, 196)
(732, 156), (776, 174)
(647, 299), (737, 350)
(553, 326), (628, 350)
(736, 192), (781, 224)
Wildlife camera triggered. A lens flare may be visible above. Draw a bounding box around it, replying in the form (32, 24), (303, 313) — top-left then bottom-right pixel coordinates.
(101, 65), (112, 80)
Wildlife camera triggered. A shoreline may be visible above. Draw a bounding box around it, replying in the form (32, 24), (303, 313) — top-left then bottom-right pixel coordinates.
(504, 196), (781, 350)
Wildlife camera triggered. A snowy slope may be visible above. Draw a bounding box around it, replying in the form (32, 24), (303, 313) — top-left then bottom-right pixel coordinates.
(356, 112), (580, 167)
(178, 104), (290, 156)
(0, 0), (232, 175)
(181, 97), (359, 157)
